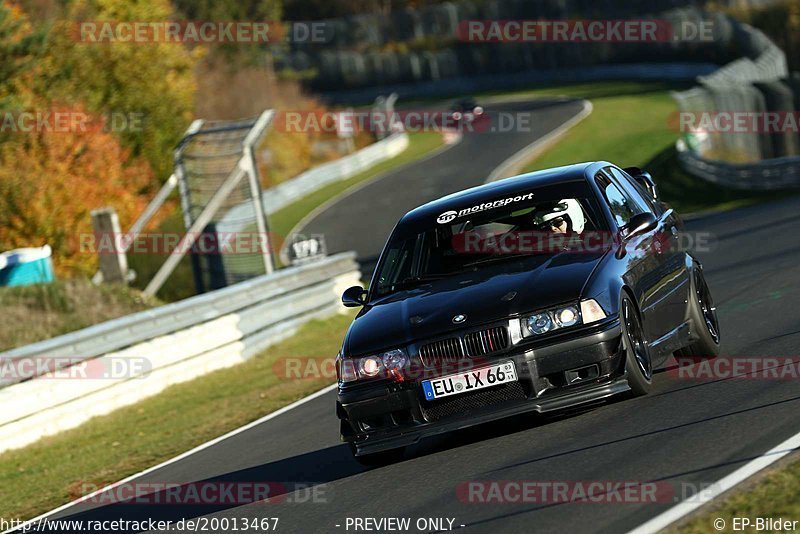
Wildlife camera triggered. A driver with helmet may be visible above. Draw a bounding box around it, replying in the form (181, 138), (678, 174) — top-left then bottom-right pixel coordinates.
(534, 199), (586, 234)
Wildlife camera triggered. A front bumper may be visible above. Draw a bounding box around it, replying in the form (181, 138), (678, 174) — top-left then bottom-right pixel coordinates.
(338, 318), (627, 456)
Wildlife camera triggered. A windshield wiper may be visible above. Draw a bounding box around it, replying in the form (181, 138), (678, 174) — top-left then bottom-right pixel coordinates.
(462, 254), (537, 268)
(389, 274), (447, 291)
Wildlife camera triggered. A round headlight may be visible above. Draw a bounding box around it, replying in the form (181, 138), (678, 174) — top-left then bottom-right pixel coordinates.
(554, 306), (580, 327)
(359, 356), (382, 377)
(382, 349), (407, 370)
(527, 312), (554, 335)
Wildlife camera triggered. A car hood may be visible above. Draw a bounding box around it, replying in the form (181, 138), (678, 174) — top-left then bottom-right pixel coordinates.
(344, 251), (605, 356)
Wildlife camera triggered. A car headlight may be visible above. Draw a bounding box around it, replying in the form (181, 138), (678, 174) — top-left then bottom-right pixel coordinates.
(339, 348), (408, 383)
(521, 301), (608, 338)
(554, 305), (580, 327)
(381, 348), (408, 370)
(359, 356), (382, 377)
(522, 303), (583, 337)
(526, 312), (554, 335)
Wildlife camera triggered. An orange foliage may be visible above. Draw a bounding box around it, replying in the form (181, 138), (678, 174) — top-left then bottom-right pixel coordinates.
(0, 106), (155, 276)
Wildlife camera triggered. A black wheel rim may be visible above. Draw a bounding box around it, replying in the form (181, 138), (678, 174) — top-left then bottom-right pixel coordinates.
(623, 300), (651, 380)
(696, 272), (720, 344)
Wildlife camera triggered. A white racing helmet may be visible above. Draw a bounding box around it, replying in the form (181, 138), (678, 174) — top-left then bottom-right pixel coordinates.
(540, 198), (585, 233)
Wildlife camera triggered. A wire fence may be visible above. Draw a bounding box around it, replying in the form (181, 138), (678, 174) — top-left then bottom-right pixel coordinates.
(176, 118), (272, 293)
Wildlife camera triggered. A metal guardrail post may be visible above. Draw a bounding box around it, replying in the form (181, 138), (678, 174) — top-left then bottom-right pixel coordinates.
(244, 146), (274, 275)
(126, 174), (179, 246)
(243, 110), (276, 275)
(143, 163), (248, 297)
(175, 119), (206, 293)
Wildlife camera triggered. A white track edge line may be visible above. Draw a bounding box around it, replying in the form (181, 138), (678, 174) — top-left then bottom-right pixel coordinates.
(628, 430), (800, 534)
(5, 383), (338, 533)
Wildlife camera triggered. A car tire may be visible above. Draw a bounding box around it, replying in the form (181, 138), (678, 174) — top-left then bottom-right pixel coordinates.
(675, 266), (721, 359)
(349, 443), (405, 468)
(621, 294), (653, 396)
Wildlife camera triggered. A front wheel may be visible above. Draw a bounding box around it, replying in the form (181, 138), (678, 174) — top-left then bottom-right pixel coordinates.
(349, 443), (405, 468)
(621, 295), (653, 396)
(675, 267), (721, 359)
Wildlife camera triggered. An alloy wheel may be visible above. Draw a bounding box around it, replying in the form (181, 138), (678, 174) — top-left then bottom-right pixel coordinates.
(623, 299), (651, 380)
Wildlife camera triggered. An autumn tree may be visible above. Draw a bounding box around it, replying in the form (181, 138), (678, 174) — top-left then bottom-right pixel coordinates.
(0, 109), (154, 275)
(0, 2), (44, 113)
(0, 2), (168, 275)
(40, 0), (199, 183)
(172, 0), (282, 21)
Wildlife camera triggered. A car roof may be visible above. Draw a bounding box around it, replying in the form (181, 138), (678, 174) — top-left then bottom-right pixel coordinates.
(400, 161), (608, 226)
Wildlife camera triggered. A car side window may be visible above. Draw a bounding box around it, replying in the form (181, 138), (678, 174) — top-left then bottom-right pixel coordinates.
(607, 167), (660, 215)
(376, 240), (414, 289)
(595, 171), (642, 228)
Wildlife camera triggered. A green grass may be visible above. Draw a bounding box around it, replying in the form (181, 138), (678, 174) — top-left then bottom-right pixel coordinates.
(480, 80), (687, 101)
(517, 81), (791, 214)
(0, 280), (159, 352)
(0, 311), (354, 520)
(671, 455), (800, 533)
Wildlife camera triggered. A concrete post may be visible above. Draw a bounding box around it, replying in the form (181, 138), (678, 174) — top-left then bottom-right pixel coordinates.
(91, 207), (128, 284)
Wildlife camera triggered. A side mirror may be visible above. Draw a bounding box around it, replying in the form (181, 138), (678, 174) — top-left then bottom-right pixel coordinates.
(624, 167), (658, 200)
(622, 212), (658, 242)
(342, 286), (367, 307)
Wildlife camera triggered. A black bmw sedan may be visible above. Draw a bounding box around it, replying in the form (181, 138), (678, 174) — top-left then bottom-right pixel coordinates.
(336, 162), (720, 465)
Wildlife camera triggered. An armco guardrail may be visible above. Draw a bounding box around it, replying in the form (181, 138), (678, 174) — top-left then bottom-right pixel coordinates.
(676, 141), (800, 190)
(670, 17), (800, 189)
(0, 253), (360, 452)
(262, 132), (409, 215)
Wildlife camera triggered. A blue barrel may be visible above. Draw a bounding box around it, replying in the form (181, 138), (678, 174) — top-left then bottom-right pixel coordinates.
(0, 246), (55, 287)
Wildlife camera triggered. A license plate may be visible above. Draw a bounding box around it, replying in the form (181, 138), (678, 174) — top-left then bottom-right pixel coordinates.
(421, 361), (517, 400)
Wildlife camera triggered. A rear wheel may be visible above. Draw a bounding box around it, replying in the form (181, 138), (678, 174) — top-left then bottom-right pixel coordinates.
(349, 443), (405, 468)
(676, 267), (721, 359)
(621, 295), (653, 396)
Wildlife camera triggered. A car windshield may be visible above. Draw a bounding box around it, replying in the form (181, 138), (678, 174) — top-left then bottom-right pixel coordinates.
(372, 181), (607, 298)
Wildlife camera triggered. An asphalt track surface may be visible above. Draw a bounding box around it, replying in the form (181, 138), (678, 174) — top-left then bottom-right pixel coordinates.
(22, 100), (800, 534)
